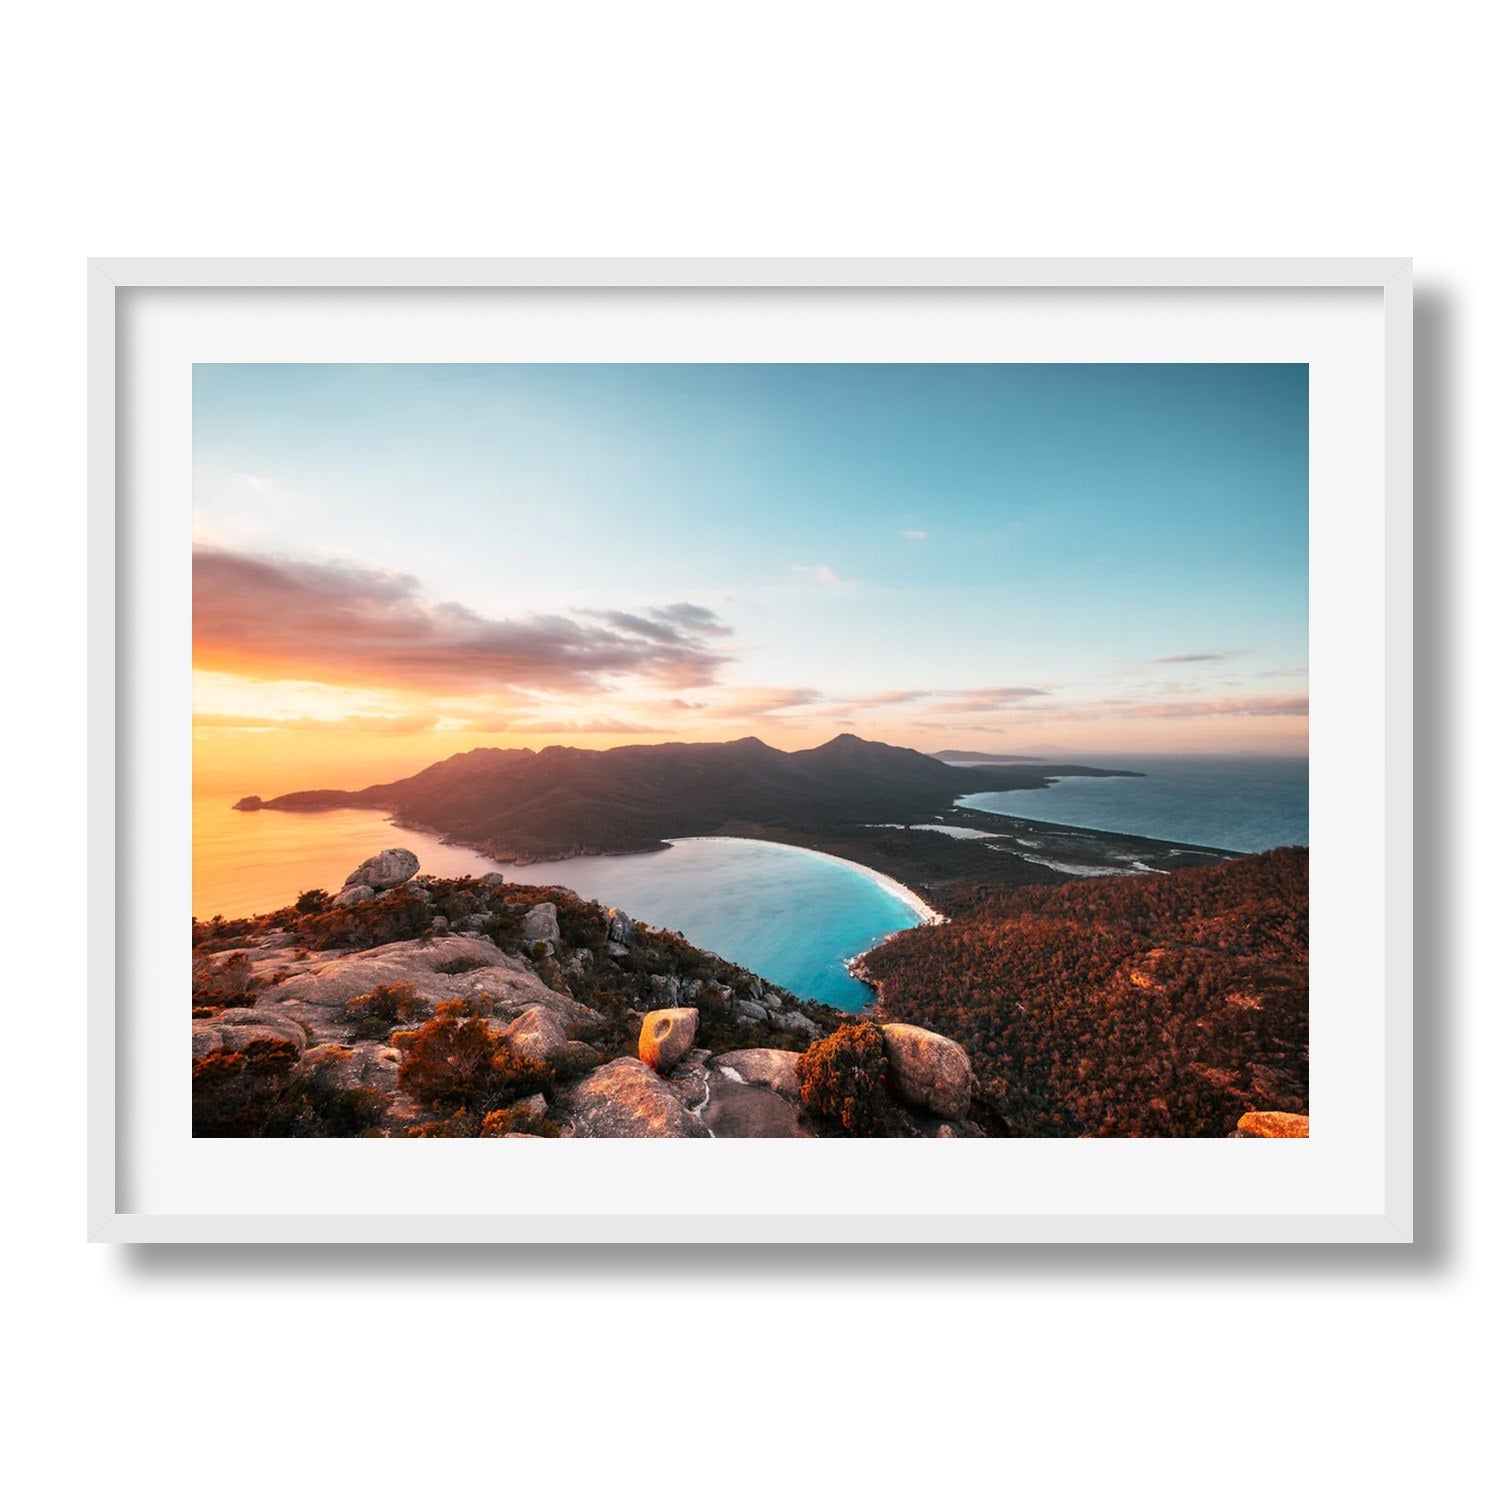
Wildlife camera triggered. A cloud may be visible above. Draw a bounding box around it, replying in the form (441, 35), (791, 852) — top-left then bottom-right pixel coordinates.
(584, 604), (734, 644)
(800, 688), (933, 718)
(912, 690), (1308, 726)
(193, 545), (734, 695)
(192, 712), (441, 736)
(925, 686), (1052, 713)
(1116, 694), (1308, 720)
(510, 718), (665, 736)
(715, 686), (825, 718)
(900, 529), (929, 541)
(1152, 650), (1250, 664)
(912, 720), (1010, 734)
(791, 563), (852, 590)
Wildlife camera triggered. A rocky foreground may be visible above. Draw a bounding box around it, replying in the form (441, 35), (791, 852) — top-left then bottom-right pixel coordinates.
(192, 847), (986, 1139)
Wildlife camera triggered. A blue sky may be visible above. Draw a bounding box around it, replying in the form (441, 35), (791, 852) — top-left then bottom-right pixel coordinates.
(192, 363), (1308, 789)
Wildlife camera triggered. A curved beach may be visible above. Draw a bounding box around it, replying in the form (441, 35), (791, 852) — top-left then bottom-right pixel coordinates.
(667, 836), (947, 927)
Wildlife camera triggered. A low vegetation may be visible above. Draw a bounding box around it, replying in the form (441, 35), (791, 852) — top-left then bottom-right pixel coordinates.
(858, 846), (1309, 1137)
(394, 1000), (555, 1114)
(795, 1021), (901, 1135)
(192, 1039), (388, 1138)
(345, 982), (430, 1040)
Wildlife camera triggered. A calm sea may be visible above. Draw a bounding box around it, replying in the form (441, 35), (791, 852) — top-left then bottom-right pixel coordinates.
(956, 753), (1309, 853)
(194, 801), (922, 1011)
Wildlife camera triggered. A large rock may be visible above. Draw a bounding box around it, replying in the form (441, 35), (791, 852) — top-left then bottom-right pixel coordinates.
(343, 848), (420, 891)
(702, 1078), (810, 1138)
(558, 1058), (710, 1138)
(606, 908), (636, 944)
(1233, 1111), (1310, 1138)
(714, 1048), (802, 1102)
(298, 1041), (401, 1092)
(522, 901), (561, 946)
(768, 1008), (819, 1039)
(880, 1023), (973, 1120)
(333, 884), (375, 908)
(252, 935), (601, 1039)
(502, 1006), (570, 1066)
(192, 1012), (307, 1060)
(639, 1007), (699, 1073)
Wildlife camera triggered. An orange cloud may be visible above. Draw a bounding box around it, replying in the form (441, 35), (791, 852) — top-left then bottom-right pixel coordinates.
(193, 545), (734, 695)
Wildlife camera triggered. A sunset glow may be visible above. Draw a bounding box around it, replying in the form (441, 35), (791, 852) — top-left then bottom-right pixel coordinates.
(193, 363), (1308, 797)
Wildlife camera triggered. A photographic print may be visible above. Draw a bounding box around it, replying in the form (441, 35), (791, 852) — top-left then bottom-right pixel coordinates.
(191, 362), (1309, 1142)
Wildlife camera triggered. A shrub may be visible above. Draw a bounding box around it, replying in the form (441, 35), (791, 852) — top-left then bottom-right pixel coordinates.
(344, 981), (431, 1040)
(293, 890), (434, 952)
(406, 1111), (483, 1139)
(192, 951), (259, 1009)
(796, 1022), (900, 1136)
(480, 1104), (559, 1138)
(395, 1001), (555, 1113)
(192, 1040), (387, 1137)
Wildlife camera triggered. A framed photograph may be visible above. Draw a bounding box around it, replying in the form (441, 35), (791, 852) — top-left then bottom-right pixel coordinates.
(89, 258), (1412, 1243)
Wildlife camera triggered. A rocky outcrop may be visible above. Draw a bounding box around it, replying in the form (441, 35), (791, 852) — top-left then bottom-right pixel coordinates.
(194, 849), (868, 1140)
(299, 1040), (401, 1091)
(502, 1006), (570, 1066)
(715, 1048), (802, 1102)
(343, 848), (419, 892)
(880, 1023), (973, 1120)
(241, 934), (601, 1032)
(557, 1058), (710, 1138)
(192, 1012), (307, 1060)
(639, 1007), (699, 1073)
(1232, 1110), (1310, 1138)
(522, 901), (561, 947)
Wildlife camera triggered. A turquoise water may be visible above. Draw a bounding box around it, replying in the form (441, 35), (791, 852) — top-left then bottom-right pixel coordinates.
(198, 802), (923, 1011)
(957, 753), (1309, 853)
(530, 838), (925, 1011)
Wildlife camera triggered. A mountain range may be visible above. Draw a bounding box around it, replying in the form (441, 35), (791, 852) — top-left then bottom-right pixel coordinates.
(236, 734), (1137, 863)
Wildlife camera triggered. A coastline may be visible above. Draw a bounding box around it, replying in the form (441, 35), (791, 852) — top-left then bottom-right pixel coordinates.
(664, 835), (947, 928)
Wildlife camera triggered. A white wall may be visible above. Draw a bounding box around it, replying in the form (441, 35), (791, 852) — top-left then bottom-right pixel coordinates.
(4, 4), (1489, 1495)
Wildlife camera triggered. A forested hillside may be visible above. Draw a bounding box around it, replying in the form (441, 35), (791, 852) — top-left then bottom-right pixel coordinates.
(857, 848), (1308, 1137)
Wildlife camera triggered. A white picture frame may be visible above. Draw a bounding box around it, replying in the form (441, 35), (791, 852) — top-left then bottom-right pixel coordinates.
(88, 257), (1413, 1244)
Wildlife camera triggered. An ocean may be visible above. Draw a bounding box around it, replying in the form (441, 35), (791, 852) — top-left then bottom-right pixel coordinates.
(955, 753), (1309, 853)
(194, 801), (924, 1011)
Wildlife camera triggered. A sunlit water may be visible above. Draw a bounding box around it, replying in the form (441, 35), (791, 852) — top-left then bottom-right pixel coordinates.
(957, 754), (1309, 853)
(194, 801), (925, 1010)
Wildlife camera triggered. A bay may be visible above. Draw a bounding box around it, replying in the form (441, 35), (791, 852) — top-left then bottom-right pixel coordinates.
(193, 801), (928, 1010)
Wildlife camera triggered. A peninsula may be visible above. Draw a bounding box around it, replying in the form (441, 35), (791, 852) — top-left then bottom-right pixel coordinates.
(234, 733), (1219, 909)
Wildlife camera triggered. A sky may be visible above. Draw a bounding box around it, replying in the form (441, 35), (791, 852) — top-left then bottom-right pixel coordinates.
(192, 363), (1309, 795)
